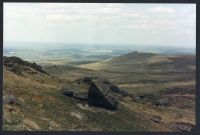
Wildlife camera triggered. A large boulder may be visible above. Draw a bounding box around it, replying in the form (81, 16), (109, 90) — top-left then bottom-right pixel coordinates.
(87, 79), (118, 110)
(61, 77), (127, 110)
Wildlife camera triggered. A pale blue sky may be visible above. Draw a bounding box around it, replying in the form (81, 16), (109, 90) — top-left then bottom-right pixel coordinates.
(4, 3), (196, 48)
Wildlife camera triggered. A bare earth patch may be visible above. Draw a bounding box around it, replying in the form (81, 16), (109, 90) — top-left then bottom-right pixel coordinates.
(23, 119), (40, 130)
(70, 111), (84, 120)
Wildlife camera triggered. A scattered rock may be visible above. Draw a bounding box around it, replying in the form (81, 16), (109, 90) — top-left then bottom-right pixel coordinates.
(131, 94), (159, 104)
(170, 123), (194, 132)
(3, 95), (18, 105)
(133, 95), (145, 102)
(161, 87), (195, 95)
(150, 115), (162, 123)
(75, 76), (98, 84)
(60, 87), (88, 100)
(61, 90), (74, 97)
(155, 98), (169, 106)
(85, 104), (89, 108)
(77, 103), (91, 111)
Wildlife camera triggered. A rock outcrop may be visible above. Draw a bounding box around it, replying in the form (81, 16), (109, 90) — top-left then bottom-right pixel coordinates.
(88, 79), (118, 110)
(61, 76), (126, 110)
(4, 56), (48, 75)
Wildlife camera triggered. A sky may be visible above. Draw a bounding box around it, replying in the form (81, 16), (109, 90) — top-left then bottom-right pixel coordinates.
(4, 3), (196, 48)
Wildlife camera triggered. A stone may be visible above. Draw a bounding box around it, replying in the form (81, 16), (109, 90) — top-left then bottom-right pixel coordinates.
(85, 104), (89, 108)
(75, 76), (98, 84)
(150, 115), (162, 123)
(3, 95), (17, 105)
(133, 95), (145, 102)
(155, 98), (169, 106)
(87, 79), (118, 110)
(61, 90), (74, 97)
(110, 85), (129, 96)
(61, 77), (124, 110)
(170, 123), (194, 132)
(73, 92), (88, 100)
(61, 88), (87, 100)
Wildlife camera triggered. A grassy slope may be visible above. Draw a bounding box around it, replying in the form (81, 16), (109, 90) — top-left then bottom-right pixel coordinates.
(76, 52), (196, 94)
(44, 52), (196, 131)
(79, 52), (195, 72)
(3, 67), (156, 131)
(45, 52), (195, 94)
(3, 52), (196, 131)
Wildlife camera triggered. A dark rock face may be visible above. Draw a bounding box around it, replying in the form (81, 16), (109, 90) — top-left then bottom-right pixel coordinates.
(4, 56), (24, 65)
(4, 56), (48, 75)
(62, 76), (122, 110)
(88, 80), (118, 110)
(75, 76), (127, 96)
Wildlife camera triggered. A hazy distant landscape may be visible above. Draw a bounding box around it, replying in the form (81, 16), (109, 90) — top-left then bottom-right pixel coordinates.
(4, 41), (195, 66)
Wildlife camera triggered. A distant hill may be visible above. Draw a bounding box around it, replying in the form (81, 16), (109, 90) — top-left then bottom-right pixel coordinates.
(79, 52), (196, 73)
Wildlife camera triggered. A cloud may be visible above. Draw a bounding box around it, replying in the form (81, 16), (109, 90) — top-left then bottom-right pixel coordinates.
(45, 14), (82, 22)
(3, 3), (196, 47)
(149, 6), (175, 14)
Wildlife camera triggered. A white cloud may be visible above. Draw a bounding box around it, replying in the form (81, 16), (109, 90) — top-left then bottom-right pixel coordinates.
(3, 3), (196, 47)
(149, 6), (175, 14)
(45, 14), (82, 22)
